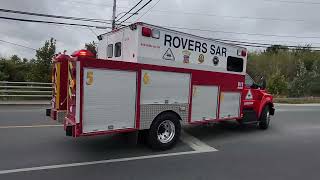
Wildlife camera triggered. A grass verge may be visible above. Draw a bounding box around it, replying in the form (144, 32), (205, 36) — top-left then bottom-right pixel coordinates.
(274, 97), (320, 104)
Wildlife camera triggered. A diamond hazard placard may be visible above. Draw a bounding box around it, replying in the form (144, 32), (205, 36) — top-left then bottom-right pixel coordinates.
(162, 48), (175, 61)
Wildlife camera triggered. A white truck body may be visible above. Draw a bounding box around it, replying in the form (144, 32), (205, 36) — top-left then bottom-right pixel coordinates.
(64, 22), (248, 148)
(97, 22), (246, 74)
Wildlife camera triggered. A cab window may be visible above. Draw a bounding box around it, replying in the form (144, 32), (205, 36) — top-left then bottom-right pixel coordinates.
(227, 56), (243, 72)
(114, 42), (121, 57)
(107, 44), (113, 58)
(245, 74), (255, 87)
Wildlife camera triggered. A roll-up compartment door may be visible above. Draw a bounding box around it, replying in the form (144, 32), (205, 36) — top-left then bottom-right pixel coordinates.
(219, 92), (241, 119)
(82, 68), (137, 133)
(140, 70), (190, 105)
(191, 85), (219, 122)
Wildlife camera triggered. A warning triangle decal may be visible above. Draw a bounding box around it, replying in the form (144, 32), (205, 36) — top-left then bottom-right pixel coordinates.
(245, 90), (253, 100)
(162, 48), (175, 61)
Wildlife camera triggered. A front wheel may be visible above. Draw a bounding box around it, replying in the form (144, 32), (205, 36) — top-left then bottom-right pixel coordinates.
(258, 106), (272, 130)
(147, 113), (181, 150)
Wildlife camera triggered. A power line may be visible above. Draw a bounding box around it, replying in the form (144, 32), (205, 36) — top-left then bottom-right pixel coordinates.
(61, 1), (320, 22)
(66, 0), (113, 6)
(161, 25), (320, 39)
(112, 22), (320, 49)
(229, 43), (320, 51)
(116, 0), (143, 21)
(135, 0), (161, 21)
(0, 8), (111, 23)
(211, 39), (320, 50)
(262, 0), (320, 5)
(149, 9), (315, 23)
(0, 16), (111, 28)
(210, 37), (320, 45)
(119, 0), (153, 24)
(63, 0), (127, 8)
(0, 39), (37, 51)
(214, 39), (320, 50)
(87, 27), (98, 37)
(215, 38), (320, 49)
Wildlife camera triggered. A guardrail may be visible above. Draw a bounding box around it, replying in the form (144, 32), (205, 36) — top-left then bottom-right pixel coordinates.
(0, 81), (52, 100)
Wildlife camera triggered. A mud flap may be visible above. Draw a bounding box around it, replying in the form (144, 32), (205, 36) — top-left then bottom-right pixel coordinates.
(270, 106), (275, 115)
(66, 126), (73, 136)
(46, 109), (51, 117)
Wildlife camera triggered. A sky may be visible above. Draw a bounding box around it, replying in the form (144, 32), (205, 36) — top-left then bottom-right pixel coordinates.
(0, 0), (320, 59)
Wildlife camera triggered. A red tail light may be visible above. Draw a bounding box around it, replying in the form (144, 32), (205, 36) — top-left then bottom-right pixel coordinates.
(142, 27), (152, 37)
(71, 49), (94, 57)
(241, 50), (247, 57)
(237, 49), (247, 57)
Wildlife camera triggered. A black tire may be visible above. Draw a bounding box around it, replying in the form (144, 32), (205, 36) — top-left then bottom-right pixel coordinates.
(237, 119), (245, 126)
(258, 106), (271, 130)
(147, 113), (181, 150)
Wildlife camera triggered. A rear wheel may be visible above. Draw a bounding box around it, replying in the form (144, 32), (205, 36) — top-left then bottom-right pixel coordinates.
(258, 106), (271, 130)
(147, 113), (181, 150)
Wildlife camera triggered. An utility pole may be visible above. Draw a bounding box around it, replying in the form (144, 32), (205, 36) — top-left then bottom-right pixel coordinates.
(112, 0), (116, 30)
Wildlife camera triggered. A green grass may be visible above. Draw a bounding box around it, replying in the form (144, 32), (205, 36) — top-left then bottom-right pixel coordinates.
(274, 97), (320, 104)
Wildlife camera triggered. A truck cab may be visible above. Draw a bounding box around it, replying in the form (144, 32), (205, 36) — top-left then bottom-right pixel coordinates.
(241, 74), (275, 129)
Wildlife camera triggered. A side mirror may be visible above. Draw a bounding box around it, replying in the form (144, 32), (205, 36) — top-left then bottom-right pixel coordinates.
(260, 77), (266, 90)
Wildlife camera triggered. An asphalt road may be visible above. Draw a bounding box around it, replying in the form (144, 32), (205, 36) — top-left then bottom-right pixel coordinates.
(0, 104), (320, 180)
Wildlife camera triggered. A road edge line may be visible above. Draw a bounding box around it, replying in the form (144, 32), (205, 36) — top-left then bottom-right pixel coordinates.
(0, 150), (215, 175)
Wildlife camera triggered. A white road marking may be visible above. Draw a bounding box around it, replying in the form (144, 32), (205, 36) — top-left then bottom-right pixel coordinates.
(0, 129), (218, 175)
(180, 130), (218, 152)
(0, 150), (215, 175)
(0, 124), (63, 129)
(276, 109), (320, 112)
(276, 103), (320, 106)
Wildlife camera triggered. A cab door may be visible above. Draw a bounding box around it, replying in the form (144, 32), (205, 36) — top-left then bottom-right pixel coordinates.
(242, 74), (263, 121)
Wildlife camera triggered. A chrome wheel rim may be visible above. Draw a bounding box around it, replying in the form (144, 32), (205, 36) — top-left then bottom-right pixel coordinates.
(157, 120), (175, 144)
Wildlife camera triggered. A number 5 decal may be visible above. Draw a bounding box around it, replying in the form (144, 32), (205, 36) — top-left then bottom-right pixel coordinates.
(86, 71), (93, 85)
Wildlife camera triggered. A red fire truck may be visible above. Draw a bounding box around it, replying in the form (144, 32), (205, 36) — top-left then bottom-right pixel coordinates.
(48, 22), (275, 150)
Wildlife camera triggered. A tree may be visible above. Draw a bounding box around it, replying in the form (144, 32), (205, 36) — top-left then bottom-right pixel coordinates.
(309, 60), (320, 96)
(11, 55), (21, 64)
(266, 45), (288, 54)
(267, 70), (288, 96)
(0, 55), (30, 82)
(85, 41), (97, 57)
(0, 58), (9, 81)
(288, 60), (311, 97)
(27, 38), (56, 82)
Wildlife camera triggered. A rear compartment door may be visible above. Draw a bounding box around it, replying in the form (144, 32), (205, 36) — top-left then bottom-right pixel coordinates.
(191, 85), (219, 122)
(82, 68), (137, 133)
(219, 92), (241, 119)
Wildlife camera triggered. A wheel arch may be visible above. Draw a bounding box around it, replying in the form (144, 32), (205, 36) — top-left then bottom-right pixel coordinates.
(258, 101), (275, 119)
(153, 110), (183, 123)
(149, 110), (183, 129)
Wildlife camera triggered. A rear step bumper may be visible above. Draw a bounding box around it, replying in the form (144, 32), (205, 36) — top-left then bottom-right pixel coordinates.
(66, 126), (73, 136)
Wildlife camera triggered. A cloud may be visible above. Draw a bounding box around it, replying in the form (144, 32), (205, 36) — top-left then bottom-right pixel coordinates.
(0, 0), (320, 59)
